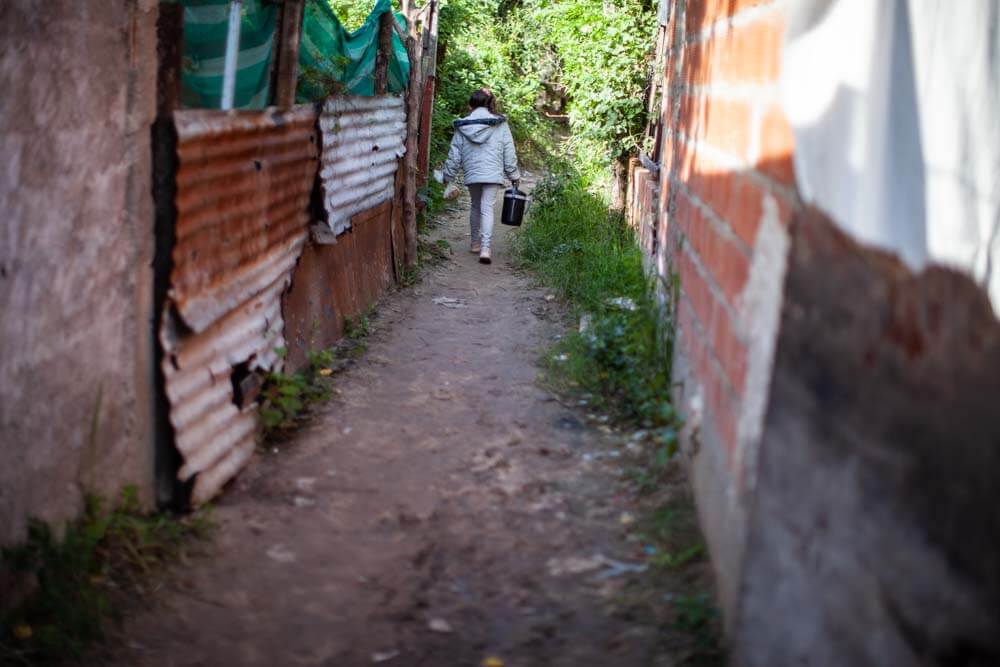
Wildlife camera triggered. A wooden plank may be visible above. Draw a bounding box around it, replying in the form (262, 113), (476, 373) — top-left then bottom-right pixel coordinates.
(273, 0), (305, 108)
(156, 1), (184, 117)
(374, 11), (394, 94)
(402, 35), (420, 268)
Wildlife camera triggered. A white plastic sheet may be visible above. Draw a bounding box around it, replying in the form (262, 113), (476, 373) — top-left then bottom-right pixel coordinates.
(782, 0), (1000, 314)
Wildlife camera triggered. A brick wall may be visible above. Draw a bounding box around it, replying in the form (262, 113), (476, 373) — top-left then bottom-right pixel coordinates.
(632, 0), (800, 623)
(629, 1), (1000, 659)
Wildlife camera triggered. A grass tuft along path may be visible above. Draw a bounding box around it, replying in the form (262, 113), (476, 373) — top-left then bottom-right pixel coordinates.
(106, 174), (719, 666)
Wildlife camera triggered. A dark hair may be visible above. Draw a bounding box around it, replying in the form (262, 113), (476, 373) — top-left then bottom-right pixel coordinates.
(468, 88), (496, 114)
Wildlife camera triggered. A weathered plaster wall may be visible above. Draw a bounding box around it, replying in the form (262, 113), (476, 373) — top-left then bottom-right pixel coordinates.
(735, 207), (1000, 665)
(0, 1), (159, 546)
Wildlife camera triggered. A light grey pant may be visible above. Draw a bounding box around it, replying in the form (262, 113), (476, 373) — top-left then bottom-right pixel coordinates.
(467, 183), (500, 249)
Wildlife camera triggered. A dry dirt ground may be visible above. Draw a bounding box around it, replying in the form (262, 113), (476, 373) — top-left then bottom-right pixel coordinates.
(106, 179), (718, 667)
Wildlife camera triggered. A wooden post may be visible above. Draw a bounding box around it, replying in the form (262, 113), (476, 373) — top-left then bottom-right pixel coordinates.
(153, 1), (185, 507)
(272, 0), (305, 108)
(402, 35), (421, 268)
(373, 10), (394, 94)
(156, 2), (184, 117)
(416, 1), (439, 184)
(416, 75), (435, 187)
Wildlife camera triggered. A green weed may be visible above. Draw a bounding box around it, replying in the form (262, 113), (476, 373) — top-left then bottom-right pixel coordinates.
(513, 171), (676, 430)
(0, 487), (212, 665)
(672, 593), (724, 655)
(399, 236), (452, 289)
(651, 544), (705, 570)
(259, 347), (338, 434)
(344, 307), (374, 341)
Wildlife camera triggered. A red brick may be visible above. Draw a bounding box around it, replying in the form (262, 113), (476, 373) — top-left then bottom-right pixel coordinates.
(679, 296), (741, 471)
(678, 297), (711, 391)
(661, 131), (675, 177)
(711, 299), (748, 395)
(685, 0), (775, 37)
(686, 147), (765, 248)
(683, 13), (785, 87)
(677, 245), (715, 334)
(676, 189), (751, 303)
(678, 93), (754, 161)
(755, 102), (796, 184)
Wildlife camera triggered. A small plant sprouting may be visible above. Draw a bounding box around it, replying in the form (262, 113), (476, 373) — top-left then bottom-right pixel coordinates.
(651, 543), (705, 570)
(672, 592), (723, 654)
(343, 306), (375, 341)
(259, 350), (336, 434)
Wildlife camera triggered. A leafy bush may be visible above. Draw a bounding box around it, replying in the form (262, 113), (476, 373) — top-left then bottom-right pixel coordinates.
(324, 0), (384, 31)
(431, 0), (656, 178)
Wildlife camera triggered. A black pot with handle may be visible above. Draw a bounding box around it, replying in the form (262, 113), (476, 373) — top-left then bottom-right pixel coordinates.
(501, 187), (530, 226)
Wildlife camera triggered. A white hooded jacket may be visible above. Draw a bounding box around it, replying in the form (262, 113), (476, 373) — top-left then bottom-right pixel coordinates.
(442, 106), (521, 186)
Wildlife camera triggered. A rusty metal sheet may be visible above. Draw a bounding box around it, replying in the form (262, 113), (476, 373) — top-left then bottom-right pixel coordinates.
(319, 95), (406, 235)
(282, 198), (398, 370)
(160, 105), (319, 505)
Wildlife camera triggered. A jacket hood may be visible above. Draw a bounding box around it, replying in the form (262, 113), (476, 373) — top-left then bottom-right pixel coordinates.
(454, 107), (507, 144)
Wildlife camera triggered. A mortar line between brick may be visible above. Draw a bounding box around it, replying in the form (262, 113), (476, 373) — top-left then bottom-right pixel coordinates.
(674, 227), (748, 348)
(674, 178), (753, 256)
(677, 289), (743, 411)
(672, 129), (799, 203)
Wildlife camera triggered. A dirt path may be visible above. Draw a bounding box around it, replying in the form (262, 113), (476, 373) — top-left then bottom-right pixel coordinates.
(109, 178), (707, 666)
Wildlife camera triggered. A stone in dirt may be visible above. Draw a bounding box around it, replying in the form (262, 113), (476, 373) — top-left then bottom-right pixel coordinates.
(427, 618), (453, 633)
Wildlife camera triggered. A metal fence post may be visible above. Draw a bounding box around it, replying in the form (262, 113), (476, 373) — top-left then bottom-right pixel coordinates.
(221, 0), (243, 110)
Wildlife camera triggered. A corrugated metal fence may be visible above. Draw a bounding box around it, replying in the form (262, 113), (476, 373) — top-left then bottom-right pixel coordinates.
(318, 95), (406, 235)
(159, 96), (406, 505)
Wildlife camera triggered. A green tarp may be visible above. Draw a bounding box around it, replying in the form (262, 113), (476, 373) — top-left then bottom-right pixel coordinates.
(298, 0), (409, 101)
(179, 0), (410, 110)
(180, 0), (278, 109)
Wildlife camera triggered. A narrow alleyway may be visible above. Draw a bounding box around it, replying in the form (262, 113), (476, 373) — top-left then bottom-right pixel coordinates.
(108, 182), (696, 667)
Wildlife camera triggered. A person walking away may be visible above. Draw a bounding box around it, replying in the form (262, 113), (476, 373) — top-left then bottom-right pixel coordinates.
(442, 88), (521, 264)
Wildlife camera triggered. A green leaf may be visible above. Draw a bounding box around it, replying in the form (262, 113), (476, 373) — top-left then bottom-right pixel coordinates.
(260, 407), (284, 429)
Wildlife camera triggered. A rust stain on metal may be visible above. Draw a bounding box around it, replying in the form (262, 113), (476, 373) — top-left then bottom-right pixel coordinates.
(282, 195), (400, 371)
(319, 95), (406, 235)
(160, 105), (318, 505)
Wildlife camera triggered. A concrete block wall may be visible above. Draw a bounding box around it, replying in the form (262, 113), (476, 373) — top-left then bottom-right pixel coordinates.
(655, 0), (798, 620)
(0, 0), (160, 547)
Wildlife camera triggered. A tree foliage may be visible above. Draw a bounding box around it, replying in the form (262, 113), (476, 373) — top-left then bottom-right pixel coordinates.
(324, 0), (384, 30)
(322, 0), (657, 177)
(432, 0), (656, 176)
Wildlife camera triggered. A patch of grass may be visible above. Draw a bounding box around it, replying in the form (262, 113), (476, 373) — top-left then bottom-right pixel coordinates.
(260, 305), (380, 438)
(421, 238), (453, 265)
(512, 170), (676, 431)
(0, 487), (212, 665)
(397, 180), (454, 290)
(515, 164), (722, 662)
